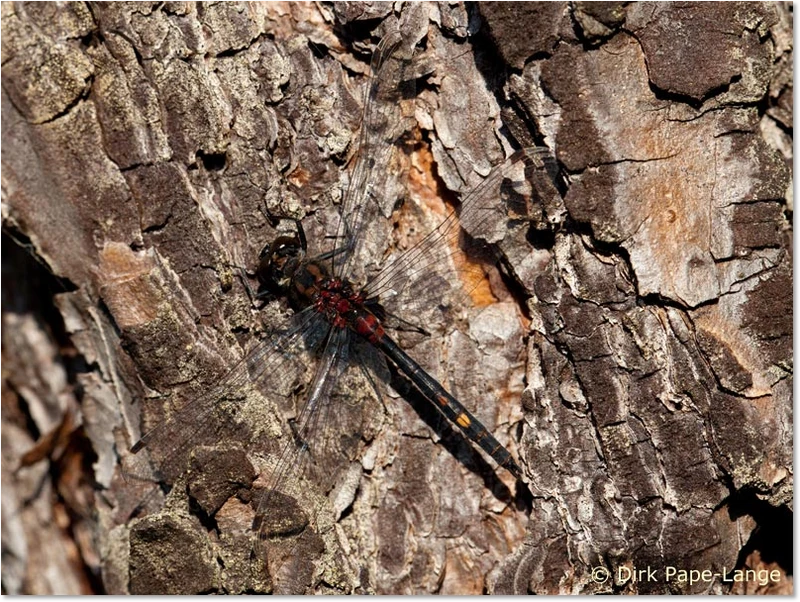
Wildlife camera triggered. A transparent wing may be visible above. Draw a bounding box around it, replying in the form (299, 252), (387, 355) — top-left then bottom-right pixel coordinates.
(127, 305), (326, 486)
(363, 148), (560, 321)
(331, 30), (417, 283)
(251, 327), (383, 593)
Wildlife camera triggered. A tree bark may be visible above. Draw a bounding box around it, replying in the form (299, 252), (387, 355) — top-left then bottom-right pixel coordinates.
(1, 1), (792, 595)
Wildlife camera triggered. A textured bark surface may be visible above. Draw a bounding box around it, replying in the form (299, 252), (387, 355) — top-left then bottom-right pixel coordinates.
(1, 1), (792, 595)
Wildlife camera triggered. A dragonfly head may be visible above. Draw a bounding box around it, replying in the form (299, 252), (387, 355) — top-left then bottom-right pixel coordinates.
(257, 235), (304, 293)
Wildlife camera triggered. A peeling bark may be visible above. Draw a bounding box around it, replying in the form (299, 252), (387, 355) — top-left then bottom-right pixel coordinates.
(1, 1), (792, 595)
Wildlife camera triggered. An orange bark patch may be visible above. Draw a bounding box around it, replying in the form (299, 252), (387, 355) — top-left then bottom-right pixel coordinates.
(403, 142), (497, 308)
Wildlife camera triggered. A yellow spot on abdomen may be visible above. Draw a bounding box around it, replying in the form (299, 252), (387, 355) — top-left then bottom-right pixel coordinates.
(456, 413), (471, 428)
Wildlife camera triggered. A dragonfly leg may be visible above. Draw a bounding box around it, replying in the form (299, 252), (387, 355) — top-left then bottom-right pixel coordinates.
(259, 214), (308, 259)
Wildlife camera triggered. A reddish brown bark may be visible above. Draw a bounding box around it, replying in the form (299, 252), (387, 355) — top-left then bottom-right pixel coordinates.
(2, 1), (792, 594)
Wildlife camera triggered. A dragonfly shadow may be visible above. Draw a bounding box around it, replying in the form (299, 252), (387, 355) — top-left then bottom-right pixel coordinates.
(386, 363), (517, 504)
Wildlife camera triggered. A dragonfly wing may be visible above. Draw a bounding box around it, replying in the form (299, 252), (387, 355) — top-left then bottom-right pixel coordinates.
(332, 30), (418, 284)
(252, 326), (382, 593)
(364, 148), (560, 323)
(127, 306), (325, 488)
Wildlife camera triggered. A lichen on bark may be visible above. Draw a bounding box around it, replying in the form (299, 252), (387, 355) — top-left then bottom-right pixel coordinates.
(1, 1), (792, 595)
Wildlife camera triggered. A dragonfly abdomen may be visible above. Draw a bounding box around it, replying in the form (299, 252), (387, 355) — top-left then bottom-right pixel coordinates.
(371, 330), (523, 479)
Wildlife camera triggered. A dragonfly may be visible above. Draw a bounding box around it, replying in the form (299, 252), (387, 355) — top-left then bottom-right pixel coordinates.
(128, 29), (557, 593)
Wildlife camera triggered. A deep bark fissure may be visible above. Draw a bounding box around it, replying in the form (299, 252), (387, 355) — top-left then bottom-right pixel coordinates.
(2, 1), (792, 595)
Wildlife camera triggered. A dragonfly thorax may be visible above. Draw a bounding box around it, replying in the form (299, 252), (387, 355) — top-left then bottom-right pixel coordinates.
(315, 277), (368, 329)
